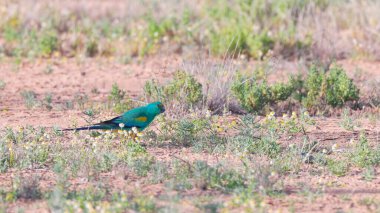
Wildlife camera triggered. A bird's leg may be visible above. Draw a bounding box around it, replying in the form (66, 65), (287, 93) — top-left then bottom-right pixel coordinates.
(130, 127), (141, 143)
(129, 131), (142, 143)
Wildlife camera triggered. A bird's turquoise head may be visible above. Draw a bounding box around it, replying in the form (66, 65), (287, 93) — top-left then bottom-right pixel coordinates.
(146, 101), (165, 115)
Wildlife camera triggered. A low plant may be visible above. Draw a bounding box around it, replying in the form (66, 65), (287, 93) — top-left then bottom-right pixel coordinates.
(193, 161), (245, 192)
(327, 158), (349, 177)
(43, 93), (53, 110)
(303, 65), (359, 111)
(108, 83), (133, 113)
(232, 65), (360, 113)
(21, 90), (38, 109)
(39, 30), (58, 57)
(15, 176), (43, 200)
(231, 74), (294, 112)
(350, 133), (380, 168)
(144, 70), (203, 108)
(339, 108), (358, 131)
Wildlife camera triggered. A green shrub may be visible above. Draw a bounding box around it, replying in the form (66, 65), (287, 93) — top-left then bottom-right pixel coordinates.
(289, 74), (306, 102)
(228, 115), (281, 158)
(146, 17), (176, 40)
(129, 17), (177, 57)
(254, 133), (281, 158)
(210, 26), (248, 57)
(270, 82), (294, 102)
(303, 65), (359, 110)
(232, 65), (360, 113)
(350, 133), (380, 168)
(193, 161), (245, 192)
(16, 176), (42, 200)
(246, 33), (274, 59)
(39, 31), (58, 56)
(231, 75), (271, 112)
(231, 74), (293, 112)
(158, 116), (212, 147)
(166, 71), (203, 105)
(108, 83), (132, 113)
(206, 0), (320, 59)
(327, 158), (349, 177)
(302, 66), (325, 109)
(326, 66), (359, 107)
(144, 70), (202, 107)
(85, 39), (99, 57)
(210, 24), (274, 59)
(21, 90), (38, 109)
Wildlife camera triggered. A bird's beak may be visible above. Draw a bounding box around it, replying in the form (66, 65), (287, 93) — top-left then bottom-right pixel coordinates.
(161, 106), (165, 113)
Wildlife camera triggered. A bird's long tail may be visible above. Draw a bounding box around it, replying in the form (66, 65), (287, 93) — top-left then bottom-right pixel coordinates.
(61, 125), (108, 131)
(61, 116), (122, 131)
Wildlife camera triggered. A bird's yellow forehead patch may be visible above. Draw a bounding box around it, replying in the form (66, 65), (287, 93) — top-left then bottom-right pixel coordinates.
(135, 116), (148, 122)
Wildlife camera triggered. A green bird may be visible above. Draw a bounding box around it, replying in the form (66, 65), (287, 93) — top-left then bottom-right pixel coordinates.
(63, 102), (165, 131)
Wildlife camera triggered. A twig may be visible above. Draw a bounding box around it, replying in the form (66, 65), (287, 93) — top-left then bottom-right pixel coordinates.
(170, 154), (194, 173)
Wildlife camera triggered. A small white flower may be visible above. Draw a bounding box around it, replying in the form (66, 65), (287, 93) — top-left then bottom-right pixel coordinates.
(119, 123), (125, 128)
(332, 144), (339, 152)
(205, 110), (211, 118)
(132, 127), (138, 134)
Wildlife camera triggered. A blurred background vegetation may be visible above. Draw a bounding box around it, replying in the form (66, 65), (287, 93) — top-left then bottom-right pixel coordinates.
(0, 0), (379, 61)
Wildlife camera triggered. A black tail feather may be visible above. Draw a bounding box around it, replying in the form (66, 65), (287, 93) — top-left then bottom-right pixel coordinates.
(61, 125), (106, 131)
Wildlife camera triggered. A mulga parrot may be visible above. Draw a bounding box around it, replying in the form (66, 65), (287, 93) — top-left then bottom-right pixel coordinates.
(63, 102), (165, 131)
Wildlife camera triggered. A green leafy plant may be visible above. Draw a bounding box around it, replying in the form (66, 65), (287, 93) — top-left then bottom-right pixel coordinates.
(15, 176), (43, 200)
(39, 31), (58, 57)
(43, 93), (53, 110)
(231, 74), (293, 112)
(326, 66), (360, 107)
(144, 71), (203, 107)
(232, 65), (360, 113)
(303, 65), (359, 110)
(193, 161), (245, 192)
(129, 17), (177, 57)
(327, 158), (349, 177)
(339, 108), (359, 131)
(350, 133), (380, 168)
(21, 90), (38, 109)
(86, 39), (99, 57)
(108, 83), (132, 113)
